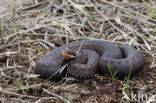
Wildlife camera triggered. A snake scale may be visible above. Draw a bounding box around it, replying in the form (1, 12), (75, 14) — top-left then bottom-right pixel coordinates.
(35, 40), (144, 81)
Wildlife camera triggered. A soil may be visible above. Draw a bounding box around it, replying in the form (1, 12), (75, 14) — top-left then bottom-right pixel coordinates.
(0, 0), (156, 103)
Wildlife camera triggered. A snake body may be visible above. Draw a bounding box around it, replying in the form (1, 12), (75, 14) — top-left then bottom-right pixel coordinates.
(35, 40), (144, 81)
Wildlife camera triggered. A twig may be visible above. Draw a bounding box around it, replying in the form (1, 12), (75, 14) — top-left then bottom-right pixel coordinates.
(35, 97), (57, 103)
(43, 89), (71, 103)
(0, 89), (38, 99)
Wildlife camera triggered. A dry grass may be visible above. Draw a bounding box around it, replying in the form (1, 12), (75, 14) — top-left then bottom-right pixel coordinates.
(0, 0), (156, 102)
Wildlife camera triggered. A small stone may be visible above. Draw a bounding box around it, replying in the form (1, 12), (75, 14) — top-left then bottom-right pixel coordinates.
(40, 28), (46, 33)
(48, 29), (55, 34)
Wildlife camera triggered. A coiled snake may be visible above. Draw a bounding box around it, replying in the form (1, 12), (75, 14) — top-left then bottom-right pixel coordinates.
(35, 40), (144, 81)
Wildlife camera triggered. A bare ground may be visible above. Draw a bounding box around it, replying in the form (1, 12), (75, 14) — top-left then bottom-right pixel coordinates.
(0, 0), (156, 103)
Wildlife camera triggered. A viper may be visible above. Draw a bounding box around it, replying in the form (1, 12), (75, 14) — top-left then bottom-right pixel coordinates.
(35, 40), (144, 81)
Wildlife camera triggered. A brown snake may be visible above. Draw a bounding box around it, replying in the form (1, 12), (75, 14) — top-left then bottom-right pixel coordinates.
(35, 40), (144, 81)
